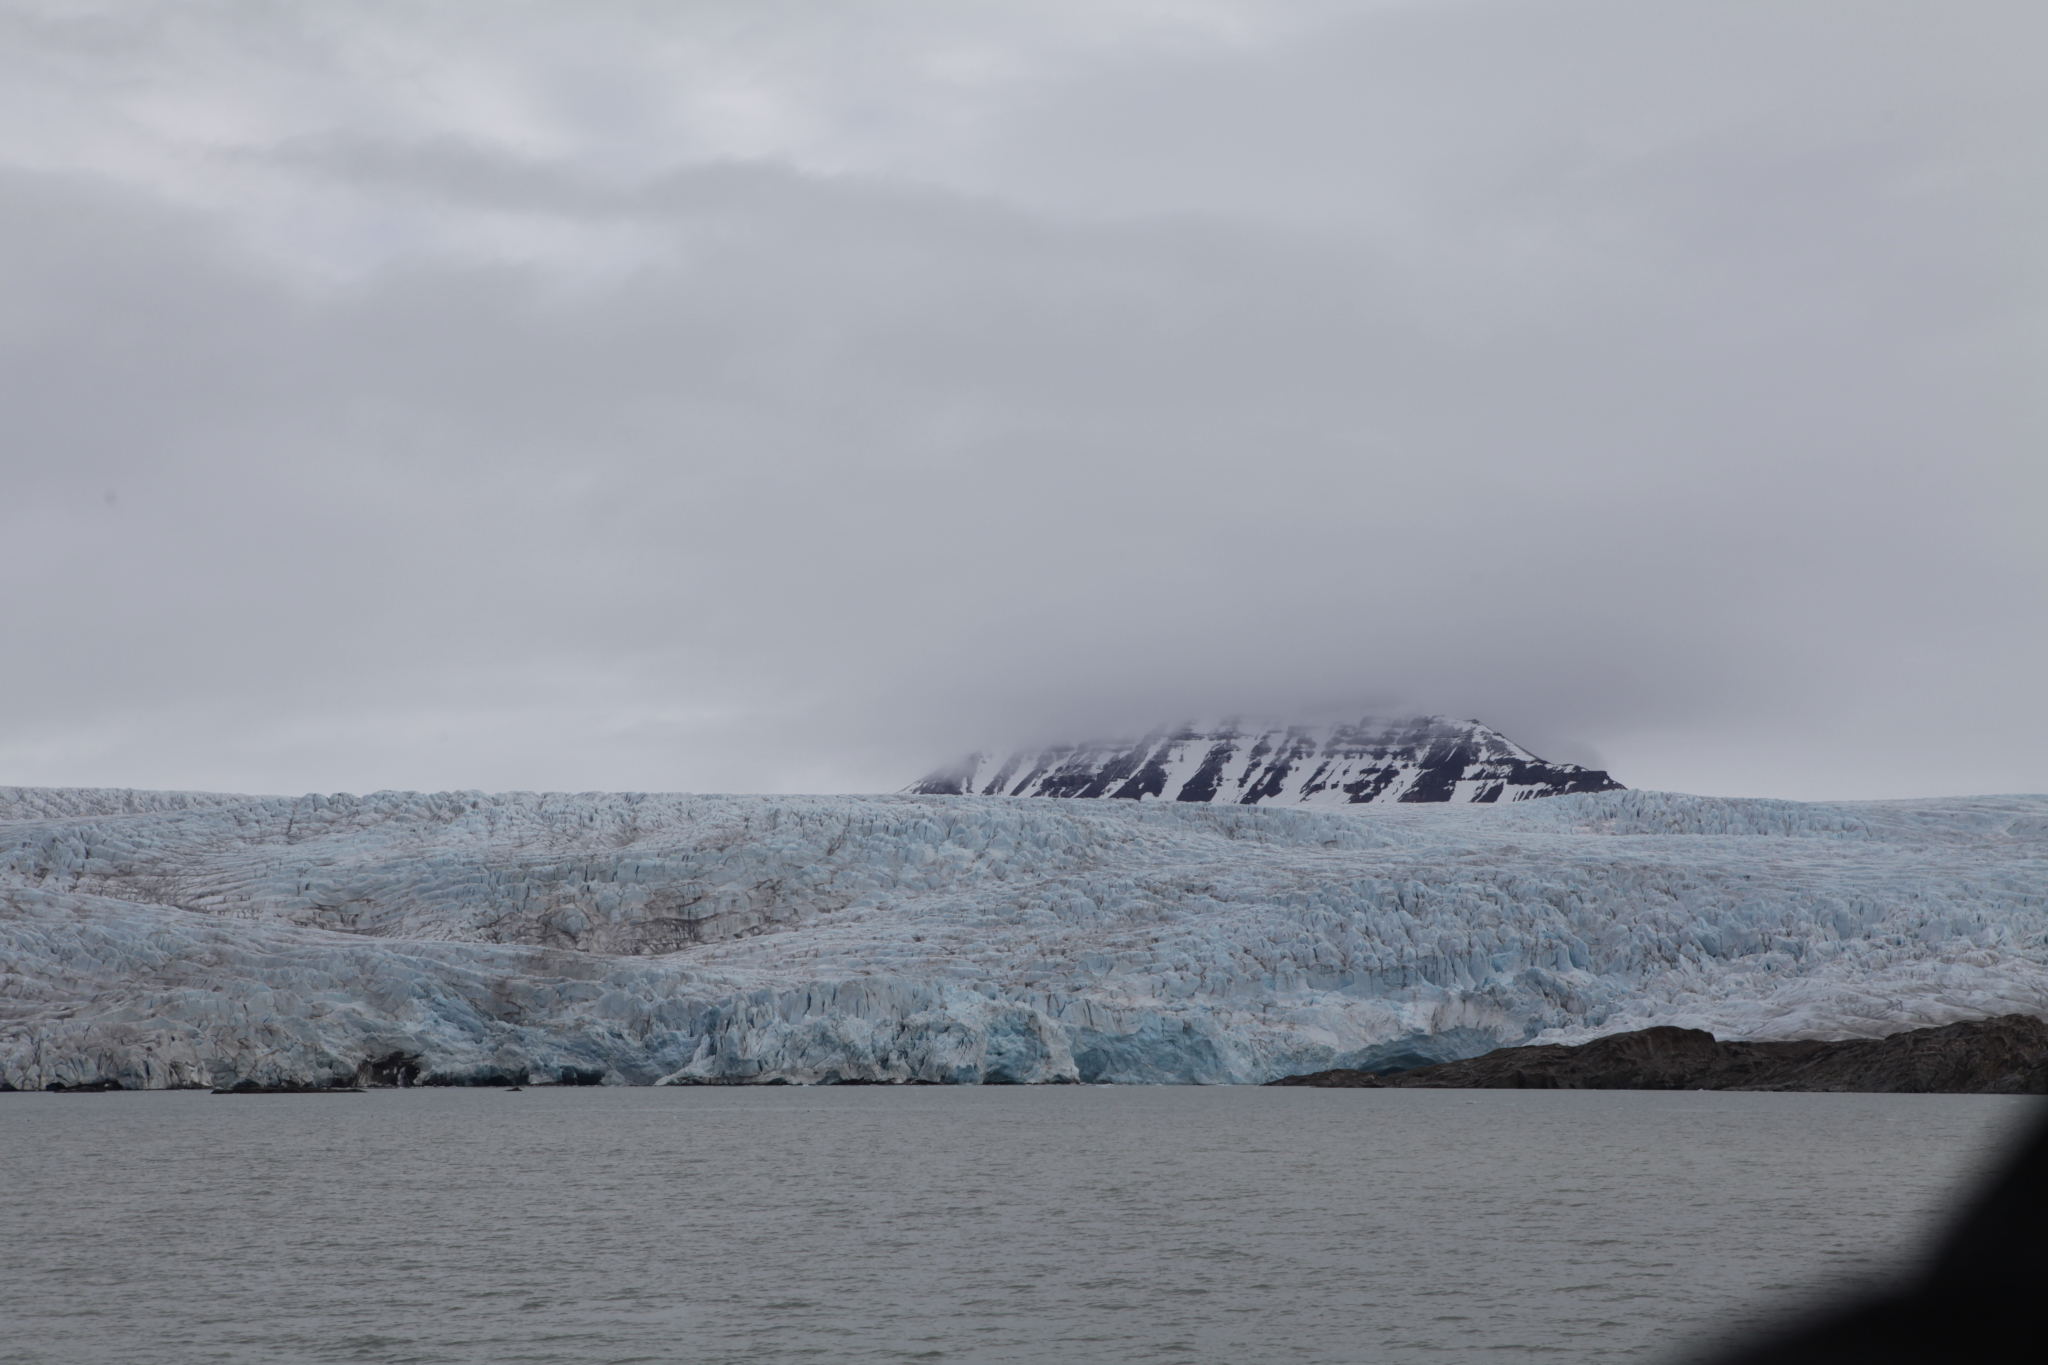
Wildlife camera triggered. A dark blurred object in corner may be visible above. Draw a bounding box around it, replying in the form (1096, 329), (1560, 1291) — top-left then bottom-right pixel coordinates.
(1701, 1105), (2047, 1362)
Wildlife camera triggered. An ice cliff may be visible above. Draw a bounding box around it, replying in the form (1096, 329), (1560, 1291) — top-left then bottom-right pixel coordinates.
(3, 786), (2044, 1089)
(908, 716), (1623, 804)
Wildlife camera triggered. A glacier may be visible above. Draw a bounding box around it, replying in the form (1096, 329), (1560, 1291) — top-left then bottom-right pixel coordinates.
(2, 785), (2044, 1090)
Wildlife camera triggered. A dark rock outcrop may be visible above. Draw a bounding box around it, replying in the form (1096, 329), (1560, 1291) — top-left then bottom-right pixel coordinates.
(358, 1051), (422, 1088)
(211, 1079), (365, 1094)
(42, 1077), (128, 1092)
(1266, 1015), (2048, 1093)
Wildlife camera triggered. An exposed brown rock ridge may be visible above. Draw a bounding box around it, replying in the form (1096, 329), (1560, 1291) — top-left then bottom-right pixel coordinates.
(1266, 1015), (2048, 1093)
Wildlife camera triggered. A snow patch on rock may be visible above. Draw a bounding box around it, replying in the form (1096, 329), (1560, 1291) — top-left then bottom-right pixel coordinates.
(909, 716), (1624, 805)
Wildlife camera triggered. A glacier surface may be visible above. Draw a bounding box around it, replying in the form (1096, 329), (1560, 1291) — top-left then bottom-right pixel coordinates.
(3, 786), (2044, 1089)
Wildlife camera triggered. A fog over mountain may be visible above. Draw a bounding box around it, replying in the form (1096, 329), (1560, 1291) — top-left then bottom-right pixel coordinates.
(0, 1), (2041, 800)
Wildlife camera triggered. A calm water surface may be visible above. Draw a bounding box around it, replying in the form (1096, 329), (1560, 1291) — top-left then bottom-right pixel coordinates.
(1, 1087), (2033, 1364)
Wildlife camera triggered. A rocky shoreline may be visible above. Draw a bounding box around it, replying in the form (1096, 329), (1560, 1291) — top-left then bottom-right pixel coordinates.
(1266, 1015), (2048, 1093)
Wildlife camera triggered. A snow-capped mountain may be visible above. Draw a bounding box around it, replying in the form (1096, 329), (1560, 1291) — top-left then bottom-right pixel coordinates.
(5, 785), (2044, 1090)
(909, 716), (1623, 804)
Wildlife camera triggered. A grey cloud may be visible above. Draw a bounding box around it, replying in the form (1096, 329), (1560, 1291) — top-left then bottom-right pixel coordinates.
(0, 1), (2041, 800)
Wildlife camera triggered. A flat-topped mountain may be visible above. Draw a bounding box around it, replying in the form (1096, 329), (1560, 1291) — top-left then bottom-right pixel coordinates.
(908, 715), (1623, 805)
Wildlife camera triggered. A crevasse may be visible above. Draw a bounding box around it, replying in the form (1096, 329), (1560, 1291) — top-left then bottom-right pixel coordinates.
(2, 787), (2043, 1089)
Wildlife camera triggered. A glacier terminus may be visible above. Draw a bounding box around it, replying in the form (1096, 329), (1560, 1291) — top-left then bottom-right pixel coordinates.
(4, 782), (2045, 1091)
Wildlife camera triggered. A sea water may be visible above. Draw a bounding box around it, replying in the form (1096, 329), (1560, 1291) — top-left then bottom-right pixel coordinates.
(1, 1087), (2033, 1364)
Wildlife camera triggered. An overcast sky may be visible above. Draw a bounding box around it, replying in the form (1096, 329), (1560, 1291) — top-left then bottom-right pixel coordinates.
(1, 0), (2041, 801)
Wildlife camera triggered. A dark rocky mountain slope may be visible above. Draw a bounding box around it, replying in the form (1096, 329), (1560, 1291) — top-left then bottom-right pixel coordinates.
(909, 715), (1623, 805)
(1266, 1015), (2048, 1093)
